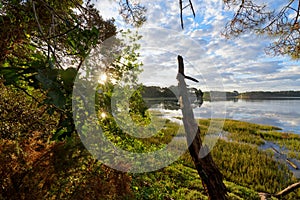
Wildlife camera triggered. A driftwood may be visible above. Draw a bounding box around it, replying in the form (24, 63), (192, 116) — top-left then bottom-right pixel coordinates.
(177, 55), (227, 200)
(271, 146), (299, 169)
(259, 181), (300, 199)
(285, 159), (298, 170)
(274, 181), (300, 197)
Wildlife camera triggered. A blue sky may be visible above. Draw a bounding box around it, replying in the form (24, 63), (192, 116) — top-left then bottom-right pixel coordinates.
(94, 0), (300, 92)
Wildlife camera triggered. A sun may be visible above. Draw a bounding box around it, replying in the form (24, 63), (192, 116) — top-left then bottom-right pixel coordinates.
(100, 112), (107, 118)
(98, 73), (107, 84)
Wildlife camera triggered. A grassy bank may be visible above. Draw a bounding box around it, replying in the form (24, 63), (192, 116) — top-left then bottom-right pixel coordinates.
(131, 118), (300, 199)
(1, 86), (300, 200)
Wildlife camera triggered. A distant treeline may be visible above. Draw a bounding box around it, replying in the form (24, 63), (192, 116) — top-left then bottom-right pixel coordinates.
(204, 90), (300, 100)
(238, 91), (300, 99)
(140, 86), (300, 101)
(141, 86), (177, 99)
(203, 91), (238, 101)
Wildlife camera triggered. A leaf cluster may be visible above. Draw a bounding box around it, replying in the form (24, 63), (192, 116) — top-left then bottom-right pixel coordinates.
(223, 0), (300, 59)
(0, 0), (125, 139)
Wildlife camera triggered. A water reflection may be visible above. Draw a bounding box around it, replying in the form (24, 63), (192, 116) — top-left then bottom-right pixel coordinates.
(148, 98), (300, 134)
(145, 99), (180, 110)
(222, 99), (300, 134)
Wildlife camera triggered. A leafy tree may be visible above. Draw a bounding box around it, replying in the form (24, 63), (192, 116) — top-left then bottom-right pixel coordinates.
(118, 0), (147, 27)
(0, 2), (146, 198)
(0, 0), (117, 139)
(223, 0), (300, 59)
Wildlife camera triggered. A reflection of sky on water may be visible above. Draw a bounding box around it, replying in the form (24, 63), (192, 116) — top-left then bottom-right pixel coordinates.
(196, 99), (300, 134)
(152, 99), (300, 134)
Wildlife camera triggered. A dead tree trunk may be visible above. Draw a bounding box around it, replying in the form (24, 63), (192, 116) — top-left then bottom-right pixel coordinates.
(177, 55), (227, 200)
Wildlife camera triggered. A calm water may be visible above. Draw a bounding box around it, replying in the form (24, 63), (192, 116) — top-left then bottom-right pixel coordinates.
(151, 99), (300, 134)
(203, 99), (300, 134)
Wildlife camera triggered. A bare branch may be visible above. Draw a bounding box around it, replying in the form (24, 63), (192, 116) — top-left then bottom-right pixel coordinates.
(119, 0), (147, 27)
(294, 0), (300, 25)
(46, 25), (78, 40)
(223, 0), (300, 59)
(179, 0), (196, 29)
(179, 0), (184, 29)
(32, 0), (64, 69)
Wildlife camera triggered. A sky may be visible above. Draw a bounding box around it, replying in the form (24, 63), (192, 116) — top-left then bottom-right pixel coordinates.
(93, 0), (300, 92)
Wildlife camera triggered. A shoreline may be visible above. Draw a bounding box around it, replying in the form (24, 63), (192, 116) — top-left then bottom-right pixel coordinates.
(165, 116), (300, 179)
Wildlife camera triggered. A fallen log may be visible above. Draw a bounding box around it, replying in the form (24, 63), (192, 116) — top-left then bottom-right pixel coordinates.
(258, 181), (300, 199)
(274, 181), (300, 198)
(271, 146), (298, 169)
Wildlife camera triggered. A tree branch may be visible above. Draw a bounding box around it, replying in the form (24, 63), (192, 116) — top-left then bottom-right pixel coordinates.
(32, 0), (64, 69)
(46, 25), (79, 40)
(294, 0), (300, 26)
(274, 181), (300, 198)
(179, 0), (196, 29)
(259, 181), (300, 199)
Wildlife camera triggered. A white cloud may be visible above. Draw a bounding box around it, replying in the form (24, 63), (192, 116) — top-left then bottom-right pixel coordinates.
(93, 0), (120, 20)
(93, 0), (300, 92)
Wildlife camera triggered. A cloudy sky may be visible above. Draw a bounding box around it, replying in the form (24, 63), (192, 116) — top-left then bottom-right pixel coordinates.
(93, 0), (300, 92)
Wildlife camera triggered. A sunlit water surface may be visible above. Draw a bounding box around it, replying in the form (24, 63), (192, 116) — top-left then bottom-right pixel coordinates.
(151, 99), (300, 134)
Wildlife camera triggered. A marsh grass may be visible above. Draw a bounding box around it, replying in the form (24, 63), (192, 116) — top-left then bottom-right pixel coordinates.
(221, 119), (300, 161)
(198, 118), (300, 151)
(97, 114), (300, 199)
(133, 117), (300, 199)
(1, 84), (300, 200)
(131, 162), (260, 200)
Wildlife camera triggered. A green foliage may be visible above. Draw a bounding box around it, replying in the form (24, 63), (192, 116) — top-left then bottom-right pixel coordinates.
(131, 163), (207, 200)
(1, 84), (300, 199)
(131, 162), (261, 200)
(90, 30), (169, 155)
(0, 80), (57, 140)
(0, 0), (117, 140)
(223, 0), (300, 59)
(0, 84), (134, 199)
(97, 111), (175, 154)
(0, 1), (148, 141)
(129, 87), (151, 125)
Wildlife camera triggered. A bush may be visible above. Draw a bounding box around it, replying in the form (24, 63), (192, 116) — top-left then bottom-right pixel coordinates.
(0, 82), (133, 199)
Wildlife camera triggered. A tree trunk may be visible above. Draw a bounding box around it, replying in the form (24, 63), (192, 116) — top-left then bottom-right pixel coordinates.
(177, 55), (227, 200)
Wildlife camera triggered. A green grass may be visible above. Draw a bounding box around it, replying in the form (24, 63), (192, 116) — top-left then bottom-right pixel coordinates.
(131, 162), (260, 200)
(130, 118), (300, 199)
(198, 118), (300, 153)
(2, 85), (300, 200)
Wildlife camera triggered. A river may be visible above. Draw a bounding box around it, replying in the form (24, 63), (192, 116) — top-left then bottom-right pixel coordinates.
(148, 98), (300, 177)
(150, 99), (300, 134)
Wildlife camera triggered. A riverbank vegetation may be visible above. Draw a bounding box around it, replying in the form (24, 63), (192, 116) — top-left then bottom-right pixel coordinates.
(1, 83), (300, 199)
(139, 85), (300, 101)
(1, 1), (300, 199)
